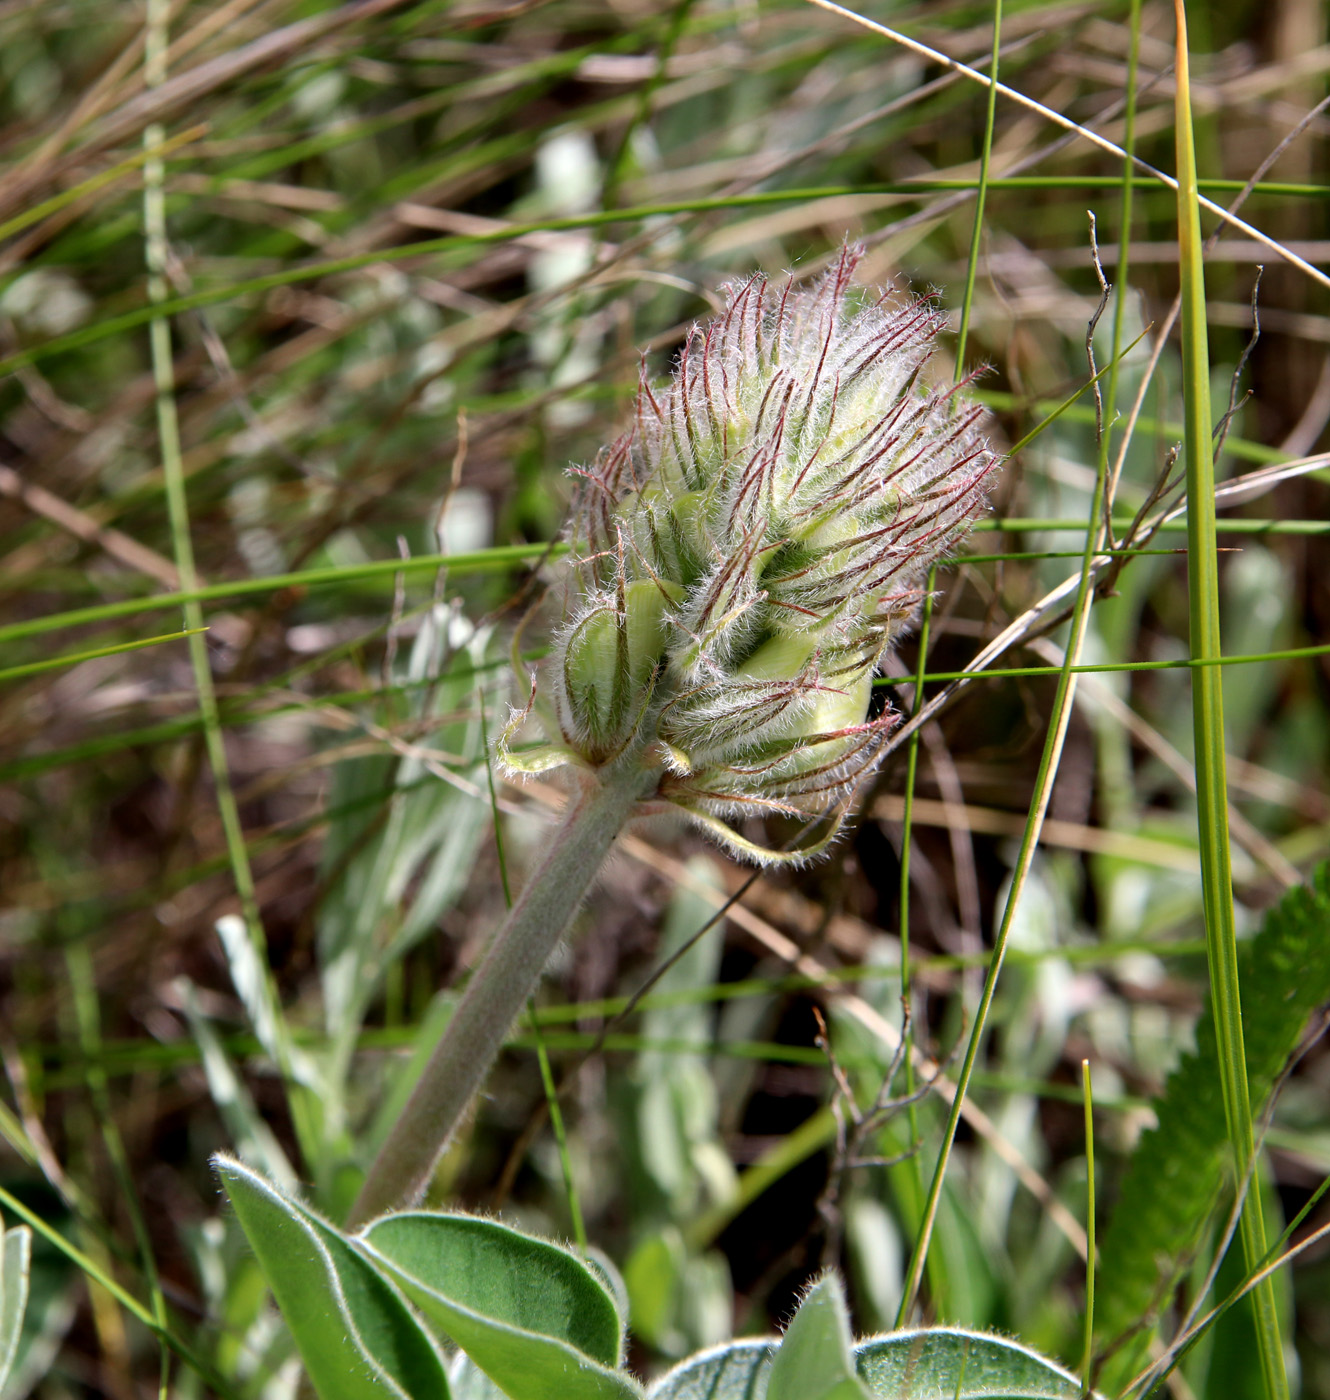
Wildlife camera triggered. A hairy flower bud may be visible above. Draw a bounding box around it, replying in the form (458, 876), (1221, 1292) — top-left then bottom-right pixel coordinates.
(502, 243), (998, 863)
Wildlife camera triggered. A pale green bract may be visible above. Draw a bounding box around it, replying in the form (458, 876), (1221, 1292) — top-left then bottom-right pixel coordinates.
(501, 243), (995, 864)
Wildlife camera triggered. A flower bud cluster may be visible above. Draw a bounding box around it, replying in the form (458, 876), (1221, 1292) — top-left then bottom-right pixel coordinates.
(505, 243), (997, 863)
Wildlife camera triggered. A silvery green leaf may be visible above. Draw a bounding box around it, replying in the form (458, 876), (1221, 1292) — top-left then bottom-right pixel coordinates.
(0, 1219), (32, 1393)
(361, 1211), (640, 1400)
(645, 1339), (774, 1400)
(177, 979), (297, 1191)
(853, 1327), (1085, 1398)
(216, 1157), (448, 1400)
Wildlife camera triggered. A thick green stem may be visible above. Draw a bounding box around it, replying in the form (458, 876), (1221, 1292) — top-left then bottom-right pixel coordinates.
(347, 761), (654, 1226)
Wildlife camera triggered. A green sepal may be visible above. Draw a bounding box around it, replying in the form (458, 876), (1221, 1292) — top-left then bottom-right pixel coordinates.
(563, 579), (674, 757)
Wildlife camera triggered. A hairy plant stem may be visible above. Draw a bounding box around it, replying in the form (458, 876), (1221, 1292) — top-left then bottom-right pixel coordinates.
(347, 757), (658, 1226)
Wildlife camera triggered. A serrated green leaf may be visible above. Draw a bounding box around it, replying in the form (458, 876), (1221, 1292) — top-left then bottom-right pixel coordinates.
(853, 1328), (1083, 1399)
(0, 1221), (32, 1392)
(644, 1339), (774, 1399)
(216, 1157), (449, 1400)
(1095, 865), (1330, 1387)
(361, 1212), (641, 1400)
(767, 1274), (871, 1400)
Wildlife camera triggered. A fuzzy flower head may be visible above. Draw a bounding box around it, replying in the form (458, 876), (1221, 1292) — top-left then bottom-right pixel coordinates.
(504, 243), (997, 864)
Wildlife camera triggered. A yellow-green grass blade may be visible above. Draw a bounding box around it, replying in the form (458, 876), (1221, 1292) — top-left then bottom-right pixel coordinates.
(1172, 4), (1288, 1398)
(0, 628), (204, 684)
(0, 1184), (232, 1396)
(0, 125), (206, 245)
(895, 0), (1111, 1323)
(805, 0), (1330, 291)
(141, 1), (320, 1172)
(4, 173), (1327, 380)
(11, 511), (1330, 653)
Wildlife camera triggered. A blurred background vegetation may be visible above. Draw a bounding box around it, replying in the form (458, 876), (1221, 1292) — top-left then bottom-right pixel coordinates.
(0, 0), (1327, 1396)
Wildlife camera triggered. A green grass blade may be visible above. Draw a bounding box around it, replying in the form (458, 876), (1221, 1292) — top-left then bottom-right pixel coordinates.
(10, 514), (1330, 656)
(0, 1184), (232, 1394)
(952, 0), (1001, 372)
(0, 546), (557, 647)
(1171, 6), (1287, 1398)
(0, 125), (206, 244)
(806, 0), (1330, 291)
(894, 570), (936, 1304)
(895, 490), (1109, 1319)
(140, 3), (320, 1172)
(0, 628), (204, 684)
(1081, 1059), (1096, 1393)
(896, 0), (1110, 1323)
